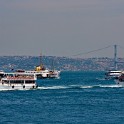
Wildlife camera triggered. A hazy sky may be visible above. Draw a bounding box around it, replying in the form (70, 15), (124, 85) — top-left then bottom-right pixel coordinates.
(1, 0), (124, 58)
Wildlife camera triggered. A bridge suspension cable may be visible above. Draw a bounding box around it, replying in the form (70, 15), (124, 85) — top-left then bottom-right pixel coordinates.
(72, 45), (112, 57)
(71, 44), (124, 70)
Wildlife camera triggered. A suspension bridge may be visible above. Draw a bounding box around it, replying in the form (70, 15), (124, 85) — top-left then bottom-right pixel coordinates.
(72, 44), (124, 70)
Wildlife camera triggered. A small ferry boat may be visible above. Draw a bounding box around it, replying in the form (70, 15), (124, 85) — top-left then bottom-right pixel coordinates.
(15, 65), (60, 79)
(0, 72), (38, 90)
(105, 70), (122, 80)
(24, 69), (60, 79)
(34, 65), (60, 79)
(24, 69), (50, 79)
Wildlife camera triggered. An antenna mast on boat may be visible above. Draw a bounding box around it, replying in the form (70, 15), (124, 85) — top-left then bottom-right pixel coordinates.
(114, 44), (117, 70)
(40, 52), (42, 67)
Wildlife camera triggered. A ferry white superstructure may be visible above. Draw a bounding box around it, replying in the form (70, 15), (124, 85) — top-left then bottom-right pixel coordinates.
(0, 72), (38, 90)
(24, 69), (60, 79)
(16, 66), (61, 79)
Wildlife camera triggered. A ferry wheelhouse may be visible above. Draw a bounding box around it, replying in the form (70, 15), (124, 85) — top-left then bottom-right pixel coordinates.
(0, 72), (38, 90)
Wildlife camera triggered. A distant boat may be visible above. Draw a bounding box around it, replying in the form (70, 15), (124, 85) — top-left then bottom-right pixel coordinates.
(16, 66), (61, 79)
(29, 53), (61, 79)
(105, 70), (122, 80)
(0, 72), (38, 90)
(105, 45), (123, 80)
(24, 69), (51, 79)
(35, 65), (60, 79)
(115, 71), (124, 86)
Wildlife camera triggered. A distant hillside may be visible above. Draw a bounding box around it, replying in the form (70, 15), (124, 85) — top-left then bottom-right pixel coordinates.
(0, 56), (124, 71)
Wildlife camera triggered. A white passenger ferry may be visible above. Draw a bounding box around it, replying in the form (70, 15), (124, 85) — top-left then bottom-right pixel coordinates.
(23, 70), (60, 79)
(16, 65), (60, 79)
(0, 72), (38, 90)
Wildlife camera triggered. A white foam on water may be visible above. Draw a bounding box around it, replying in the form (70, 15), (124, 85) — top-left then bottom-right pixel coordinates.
(0, 84), (122, 92)
(99, 84), (123, 88)
(96, 78), (106, 81)
(38, 86), (69, 90)
(37, 84), (123, 90)
(80, 85), (94, 89)
(38, 85), (94, 90)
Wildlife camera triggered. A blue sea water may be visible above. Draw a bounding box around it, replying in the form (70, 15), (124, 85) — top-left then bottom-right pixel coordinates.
(0, 71), (124, 124)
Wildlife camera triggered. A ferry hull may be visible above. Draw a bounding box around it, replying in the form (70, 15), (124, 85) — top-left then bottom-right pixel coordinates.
(0, 83), (38, 90)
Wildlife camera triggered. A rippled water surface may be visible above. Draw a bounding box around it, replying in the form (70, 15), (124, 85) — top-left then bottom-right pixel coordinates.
(0, 71), (124, 124)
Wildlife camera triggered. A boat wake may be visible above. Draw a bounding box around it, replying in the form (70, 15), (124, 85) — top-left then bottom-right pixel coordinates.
(0, 84), (122, 92)
(98, 84), (122, 88)
(37, 84), (123, 90)
(38, 86), (68, 90)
